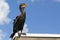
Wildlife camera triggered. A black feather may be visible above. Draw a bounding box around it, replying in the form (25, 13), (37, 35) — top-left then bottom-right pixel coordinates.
(10, 32), (15, 38)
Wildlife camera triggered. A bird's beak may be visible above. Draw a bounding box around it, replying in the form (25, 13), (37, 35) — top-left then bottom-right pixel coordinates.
(22, 4), (27, 8)
(24, 3), (27, 7)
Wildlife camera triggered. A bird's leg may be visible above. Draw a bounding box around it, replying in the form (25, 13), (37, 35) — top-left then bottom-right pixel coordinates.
(18, 31), (21, 37)
(21, 30), (22, 34)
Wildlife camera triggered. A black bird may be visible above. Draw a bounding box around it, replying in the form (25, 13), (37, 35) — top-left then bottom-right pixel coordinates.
(10, 3), (27, 38)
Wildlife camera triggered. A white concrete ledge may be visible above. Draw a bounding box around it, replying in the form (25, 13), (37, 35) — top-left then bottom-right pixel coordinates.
(13, 33), (60, 39)
(21, 33), (60, 37)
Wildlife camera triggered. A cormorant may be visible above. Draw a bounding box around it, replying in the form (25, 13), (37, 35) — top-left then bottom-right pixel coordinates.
(10, 3), (27, 38)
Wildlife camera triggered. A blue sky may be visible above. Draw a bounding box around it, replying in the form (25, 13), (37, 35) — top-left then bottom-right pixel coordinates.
(0, 0), (60, 40)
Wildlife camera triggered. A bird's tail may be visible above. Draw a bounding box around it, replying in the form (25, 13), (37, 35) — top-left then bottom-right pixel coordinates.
(10, 32), (15, 38)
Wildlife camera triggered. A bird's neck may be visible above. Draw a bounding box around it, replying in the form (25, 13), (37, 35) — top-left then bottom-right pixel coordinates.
(20, 8), (25, 14)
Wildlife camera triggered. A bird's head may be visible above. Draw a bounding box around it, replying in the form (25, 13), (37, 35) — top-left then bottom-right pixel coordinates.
(19, 3), (27, 10)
